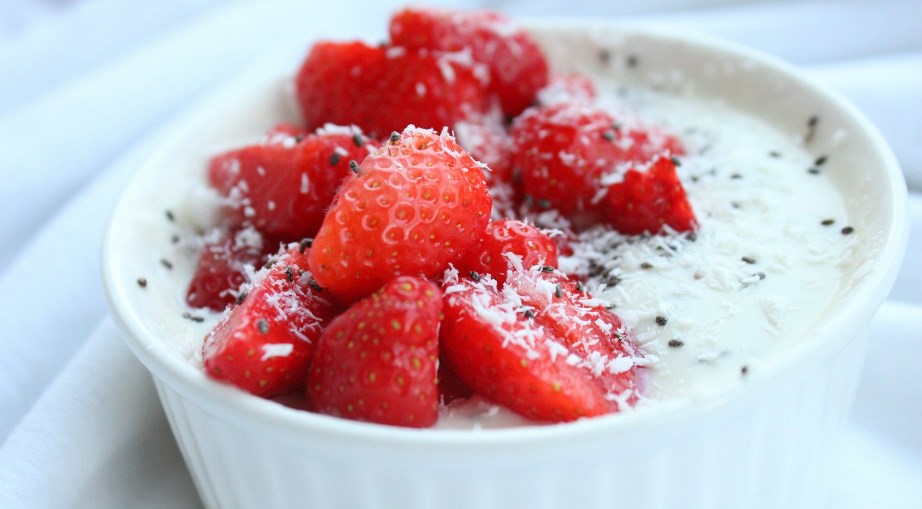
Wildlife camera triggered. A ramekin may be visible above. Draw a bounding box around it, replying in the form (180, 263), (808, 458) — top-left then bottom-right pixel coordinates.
(102, 20), (907, 509)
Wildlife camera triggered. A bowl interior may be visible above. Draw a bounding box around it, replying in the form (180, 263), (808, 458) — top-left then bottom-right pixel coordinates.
(102, 22), (906, 445)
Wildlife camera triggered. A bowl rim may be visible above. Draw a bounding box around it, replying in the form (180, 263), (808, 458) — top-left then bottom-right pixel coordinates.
(101, 19), (908, 450)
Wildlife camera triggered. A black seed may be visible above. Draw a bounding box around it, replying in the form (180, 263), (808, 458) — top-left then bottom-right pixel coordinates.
(554, 284), (563, 298)
(236, 292), (248, 305)
(815, 155), (828, 166)
(182, 312), (204, 323)
(604, 274), (622, 287)
(285, 265), (294, 283)
(171, 234), (180, 244)
(469, 271), (481, 282)
(807, 167), (821, 175)
(137, 277), (147, 288)
(640, 262), (653, 270)
(598, 48), (611, 64)
(602, 131), (616, 141)
(686, 231), (698, 242)
(541, 265), (555, 273)
(293, 135), (304, 143)
(308, 279), (323, 292)
(626, 54), (639, 68)
(754, 272), (766, 280)
(821, 218), (835, 226)
(670, 156), (682, 167)
(655, 316), (667, 326)
(257, 319), (270, 334)
(575, 281), (585, 293)
(329, 151), (341, 166)
(769, 151), (782, 158)
(299, 238), (313, 253)
(731, 201), (741, 209)
(348, 160), (360, 173)
(160, 258), (173, 270)
(389, 131), (400, 143)
(668, 339), (684, 348)
(165, 210), (175, 222)
(741, 256), (756, 264)
(741, 365), (749, 376)
(524, 308), (535, 319)
(841, 226), (854, 235)
(730, 173), (742, 179)
(805, 115), (819, 143)
(352, 133), (365, 147)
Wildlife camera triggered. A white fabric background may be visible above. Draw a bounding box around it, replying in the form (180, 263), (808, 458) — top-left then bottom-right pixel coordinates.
(0, 0), (919, 507)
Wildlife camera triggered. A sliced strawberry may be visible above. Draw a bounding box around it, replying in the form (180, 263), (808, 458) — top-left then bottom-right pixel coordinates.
(389, 7), (549, 117)
(295, 41), (489, 138)
(510, 101), (684, 227)
(603, 155), (697, 235)
(208, 124), (376, 240)
(307, 276), (442, 428)
(454, 219), (558, 285)
(202, 246), (338, 397)
(186, 227), (271, 311)
(440, 267), (643, 422)
(309, 127), (492, 302)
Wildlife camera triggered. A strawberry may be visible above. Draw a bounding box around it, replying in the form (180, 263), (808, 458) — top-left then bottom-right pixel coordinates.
(295, 41), (489, 139)
(208, 124), (376, 240)
(603, 155), (697, 235)
(306, 276), (442, 428)
(389, 7), (549, 117)
(510, 101), (685, 228)
(454, 219), (558, 285)
(203, 245), (337, 397)
(309, 127), (492, 302)
(186, 227), (272, 311)
(440, 266), (643, 422)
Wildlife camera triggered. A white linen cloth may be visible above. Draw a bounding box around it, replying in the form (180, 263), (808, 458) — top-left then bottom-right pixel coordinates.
(0, 0), (919, 507)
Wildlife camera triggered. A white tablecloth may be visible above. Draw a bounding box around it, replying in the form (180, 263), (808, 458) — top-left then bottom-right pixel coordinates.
(0, 0), (919, 507)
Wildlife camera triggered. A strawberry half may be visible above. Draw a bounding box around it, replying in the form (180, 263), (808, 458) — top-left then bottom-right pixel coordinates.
(603, 155), (697, 235)
(389, 7), (549, 117)
(309, 126), (492, 302)
(440, 266), (644, 422)
(454, 219), (558, 286)
(510, 101), (685, 227)
(208, 124), (376, 241)
(307, 276), (442, 428)
(202, 245), (338, 397)
(295, 40), (489, 138)
(186, 227), (271, 311)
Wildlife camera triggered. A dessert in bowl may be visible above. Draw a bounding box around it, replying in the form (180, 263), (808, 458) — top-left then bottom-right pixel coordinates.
(102, 8), (906, 509)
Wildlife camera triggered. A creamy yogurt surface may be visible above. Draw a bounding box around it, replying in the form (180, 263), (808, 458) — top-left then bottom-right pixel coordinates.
(146, 39), (857, 430)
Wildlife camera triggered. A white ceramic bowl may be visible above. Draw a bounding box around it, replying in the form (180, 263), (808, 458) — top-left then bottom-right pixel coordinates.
(102, 20), (907, 509)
